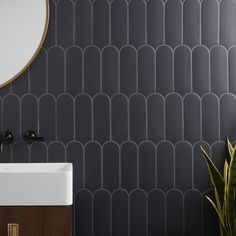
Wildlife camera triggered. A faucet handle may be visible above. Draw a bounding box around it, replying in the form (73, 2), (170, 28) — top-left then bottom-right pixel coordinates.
(0, 131), (14, 152)
(0, 131), (14, 144)
(23, 130), (44, 144)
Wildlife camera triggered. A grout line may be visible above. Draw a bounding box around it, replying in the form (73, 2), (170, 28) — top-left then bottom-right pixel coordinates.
(46, 49), (49, 93)
(217, 0), (220, 45)
(83, 147), (85, 189)
(55, 1), (58, 46)
(163, 1), (166, 45)
(109, 97), (112, 141)
(137, 144), (139, 188)
(101, 146), (103, 188)
(127, 1), (129, 45)
(118, 48), (121, 93)
(109, 1), (111, 45)
(73, 1), (75, 46)
(199, 0), (202, 45)
(181, 0), (183, 45)
(91, 1), (94, 45)
(144, 0), (147, 45)
(64, 50), (67, 93)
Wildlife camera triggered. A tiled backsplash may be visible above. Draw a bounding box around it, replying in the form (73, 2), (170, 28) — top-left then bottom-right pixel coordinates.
(2, 0), (236, 235)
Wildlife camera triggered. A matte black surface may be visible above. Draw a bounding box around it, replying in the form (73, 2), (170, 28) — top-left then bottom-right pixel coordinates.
(3, 0), (236, 235)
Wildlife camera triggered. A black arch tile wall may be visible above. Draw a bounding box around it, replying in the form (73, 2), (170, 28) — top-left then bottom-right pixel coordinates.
(3, 0), (236, 235)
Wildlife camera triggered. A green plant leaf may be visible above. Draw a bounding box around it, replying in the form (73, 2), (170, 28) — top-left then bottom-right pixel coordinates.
(227, 138), (234, 159)
(206, 196), (228, 234)
(201, 146), (225, 213)
(223, 161), (230, 233)
(226, 143), (236, 235)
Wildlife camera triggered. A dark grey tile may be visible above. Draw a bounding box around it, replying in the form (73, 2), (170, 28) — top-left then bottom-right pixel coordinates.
(165, 0), (182, 48)
(93, 0), (109, 49)
(30, 142), (47, 163)
(129, 0), (146, 48)
(21, 94), (38, 135)
(39, 94), (56, 144)
(121, 141), (138, 192)
(43, 0), (56, 49)
(103, 142), (119, 191)
(75, 0), (92, 49)
(138, 46), (155, 96)
(156, 141), (174, 191)
(210, 46), (228, 96)
(48, 47), (65, 96)
(221, 94), (236, 142)
(183, 0), (200, 48)
(202, 189), (220, 236)
(75, 190), (93, 236)
(229, 46), (236, 94)
(94, 190), (111, 236)
(147, 94), (164, 144)
(12, 142), (29, 163)
(30, 48), (47, 96)
(129, 94), (147, 144)
(75, 94), (92, 144)
(193, 142), (211, 192)
(67, 141), (84, 190)
(184, 190), (202, 236)
(84, 46), (101, 96)
(201, 0), (219, 48)
(102, 46), (119, 96)
(165, 93), (183, 144)
(175, 141), (192, 192)
(111, 94), (128, 144)
(166, 190), (184, 236)
(3, 95), (20, 140)
(48, 141), (66, 162)
(57, 0), (74, 48)
(93, 94), (110, 144)
(148, 190), (165, 236)
(202, 94), (219, 144)
(57, 94), (74, 144)
(120, 46), (137, 96)
(112, 190), (129, 236)
(111, 0), (128, 48)
(12, 69), (29, 97)
(139, 142), (156, 192)
(211, 141), (227, 174)
(0, 85), (11, 99)
(84, 142), (101, 192)
(66, 47), (83, 96)
(192, 46), (210, 96)
(156, 46), (174, 96)
(184, 94), (201, 143)
(130, 190), (147, 236)
(147, 0), (164, 48)
(174, 46), (191, 96)
(220, 0), (236, 48)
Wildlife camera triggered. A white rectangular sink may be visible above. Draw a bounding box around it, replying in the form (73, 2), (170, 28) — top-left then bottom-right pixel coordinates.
(0, 163), (73, 206)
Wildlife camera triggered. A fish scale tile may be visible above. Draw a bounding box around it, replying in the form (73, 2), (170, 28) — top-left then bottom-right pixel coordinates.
(3, 0), (236, 234)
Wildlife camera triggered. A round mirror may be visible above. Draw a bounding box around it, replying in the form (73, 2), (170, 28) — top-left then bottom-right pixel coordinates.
(0, 0), (49, 87)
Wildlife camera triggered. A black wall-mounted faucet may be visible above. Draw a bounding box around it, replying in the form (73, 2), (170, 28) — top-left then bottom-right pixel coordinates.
(0, 131), (14, 152)
(23, 130), (44, 144)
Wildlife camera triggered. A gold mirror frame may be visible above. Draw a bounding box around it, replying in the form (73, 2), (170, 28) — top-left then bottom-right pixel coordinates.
(0, 0), (50, 89)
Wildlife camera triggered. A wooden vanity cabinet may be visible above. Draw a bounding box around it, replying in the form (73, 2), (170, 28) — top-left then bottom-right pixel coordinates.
(0, 206), (72, 236)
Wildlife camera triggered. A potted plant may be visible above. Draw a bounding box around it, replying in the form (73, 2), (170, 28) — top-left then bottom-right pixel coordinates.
(201, 139), (236, 236)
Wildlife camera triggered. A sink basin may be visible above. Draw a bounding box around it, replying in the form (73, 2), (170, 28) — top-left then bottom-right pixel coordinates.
(0, 163), (73, 206)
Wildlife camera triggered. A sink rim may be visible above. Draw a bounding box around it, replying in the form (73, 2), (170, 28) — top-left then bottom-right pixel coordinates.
(0, 163), (72, 173)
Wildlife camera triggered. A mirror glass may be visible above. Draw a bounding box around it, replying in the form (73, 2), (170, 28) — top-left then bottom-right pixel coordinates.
(0, 0), (49, 87)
